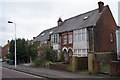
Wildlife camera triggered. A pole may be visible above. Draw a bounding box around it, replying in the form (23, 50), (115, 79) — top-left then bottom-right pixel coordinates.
(8, 21), (17, 68)
(14, 23), (17, 68)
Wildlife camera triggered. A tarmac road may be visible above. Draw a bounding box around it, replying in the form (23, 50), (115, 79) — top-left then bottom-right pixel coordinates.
(2, 67), (43, 79)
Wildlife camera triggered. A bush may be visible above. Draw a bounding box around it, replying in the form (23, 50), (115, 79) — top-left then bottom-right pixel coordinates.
(45, 60), (53, 67)
(33, 57), (46, 67)
(43, 46), (58, 62)
(33, 57), (53, 67)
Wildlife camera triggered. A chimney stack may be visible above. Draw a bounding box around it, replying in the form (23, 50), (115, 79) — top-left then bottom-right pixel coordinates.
(8, 40), (9, 43)
(98, 1), (104, 13)
(33, 37), (36, 39)
(57, 18), (63, 26)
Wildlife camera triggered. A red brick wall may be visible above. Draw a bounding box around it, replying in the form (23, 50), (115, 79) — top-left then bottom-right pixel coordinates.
(94, 6), (117, 52)
(61, 32), (73, 49)
(2, 44), (9, 58)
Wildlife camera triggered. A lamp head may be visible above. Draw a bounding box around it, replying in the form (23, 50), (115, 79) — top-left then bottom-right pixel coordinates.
(8, 21), (13, 23)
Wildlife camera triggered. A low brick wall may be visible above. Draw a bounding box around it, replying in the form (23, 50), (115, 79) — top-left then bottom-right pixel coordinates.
(49, 56), (79, 72)
(88, 52), (117, 74)
(95, 52), (117, 64)
(49, 63), (69, 71)
(110, 61), (120, 77)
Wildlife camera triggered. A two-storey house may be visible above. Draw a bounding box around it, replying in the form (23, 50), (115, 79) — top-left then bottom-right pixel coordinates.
(50, 1), (117, 64)
(34, 2), (117, 69)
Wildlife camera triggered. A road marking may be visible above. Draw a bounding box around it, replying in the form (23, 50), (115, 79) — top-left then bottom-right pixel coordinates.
(3, 67), (43, 78)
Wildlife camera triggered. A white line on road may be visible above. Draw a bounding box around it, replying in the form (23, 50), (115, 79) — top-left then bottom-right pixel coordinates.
(3, 67), (43, 78)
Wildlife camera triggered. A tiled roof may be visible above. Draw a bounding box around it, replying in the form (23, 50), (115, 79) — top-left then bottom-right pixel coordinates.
(35, 6), (108, 42)
(53, 8), (101, 34)
(35, 27), (57, 42)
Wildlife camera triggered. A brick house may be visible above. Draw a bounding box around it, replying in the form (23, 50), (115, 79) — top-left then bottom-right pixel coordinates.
(50, 1), (117, 63)
(2, 42), (10, 60)
(34, 1), (117, 70)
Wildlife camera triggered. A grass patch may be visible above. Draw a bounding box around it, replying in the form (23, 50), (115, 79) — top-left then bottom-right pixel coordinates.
(100, 64), (109, 74)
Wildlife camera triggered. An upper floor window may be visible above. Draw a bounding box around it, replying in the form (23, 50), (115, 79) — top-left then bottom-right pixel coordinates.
(110, 32), (114, 43)
(51, 34), (59, 44)
(68, 34), (72, 44)
(74, 28), (87, 42)
(74, 30), (78, 42)
(63, 35), (67, 44)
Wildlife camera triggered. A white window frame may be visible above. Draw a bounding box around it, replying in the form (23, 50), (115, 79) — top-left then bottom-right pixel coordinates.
(74, 28), (87, 42)
(73, 30), (78, 42)
(51, 34), (59, 44)
(74, 49), (88, 57)
(63, 35), (67, 44)
(68, 34), (72, 44)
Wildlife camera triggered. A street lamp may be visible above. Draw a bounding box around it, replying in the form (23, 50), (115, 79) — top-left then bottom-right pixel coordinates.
(8, 21), (17, 68)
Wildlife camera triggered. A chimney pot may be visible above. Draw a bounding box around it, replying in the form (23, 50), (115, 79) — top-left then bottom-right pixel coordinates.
(57, 18), (63, 26)
(98, 1), (104, 13)
(8, 40), (9, 43)
(33, 37), (36, 39)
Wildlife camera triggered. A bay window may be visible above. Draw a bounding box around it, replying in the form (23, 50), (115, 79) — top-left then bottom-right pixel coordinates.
(74, 28), (87, 42)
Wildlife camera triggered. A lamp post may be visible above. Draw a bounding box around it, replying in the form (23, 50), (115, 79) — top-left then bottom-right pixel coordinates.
(8, 21), (17, 68)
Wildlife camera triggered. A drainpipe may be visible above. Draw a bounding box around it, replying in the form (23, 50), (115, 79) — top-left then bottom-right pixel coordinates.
(92, 27), (95, 52)
(116, 27), (120, 60)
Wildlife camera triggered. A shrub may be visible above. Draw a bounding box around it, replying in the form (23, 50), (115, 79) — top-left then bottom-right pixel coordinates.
(33, 57), (53, 67)
(43, 46), (58, 62)
(45, 60), (53, 67)
(33, 57), (46, 67)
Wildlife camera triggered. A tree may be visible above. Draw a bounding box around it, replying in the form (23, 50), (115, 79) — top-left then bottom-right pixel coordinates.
(26, 42), (39, 61)
(8, 40), (15, 60)
(8, 38), (38, 64)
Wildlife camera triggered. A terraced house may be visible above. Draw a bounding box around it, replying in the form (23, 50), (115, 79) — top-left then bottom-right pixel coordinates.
(34, 1), (117, 71)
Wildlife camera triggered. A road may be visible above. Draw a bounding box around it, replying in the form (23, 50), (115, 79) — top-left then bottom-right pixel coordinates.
(2, 67), (43, 79)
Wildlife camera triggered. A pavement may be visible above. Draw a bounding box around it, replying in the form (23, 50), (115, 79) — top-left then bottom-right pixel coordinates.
(2, 62), (117, 79)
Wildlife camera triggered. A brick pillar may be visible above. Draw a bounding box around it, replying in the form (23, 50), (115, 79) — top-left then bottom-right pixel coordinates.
(88, 53), (95, 74)
(71, 56), (78, 72)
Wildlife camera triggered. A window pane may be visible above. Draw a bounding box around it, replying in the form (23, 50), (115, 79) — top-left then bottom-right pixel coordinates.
(82, 28), (85, 32)
(55, 34), (57, 43)
(51, 35), (54, 43)
(74, 49), (78, 54)
(82, 33), (85, 41)
(74, 34), (78, 42)
(82, 49), (87, 54)
(78, 33), (82, 41)
(68, 34), (72, 43)
(74, 29), (88, 42)
(78, 49), (81, 54)
(110, 33), (114, 43)
(63, 35), (67, 44)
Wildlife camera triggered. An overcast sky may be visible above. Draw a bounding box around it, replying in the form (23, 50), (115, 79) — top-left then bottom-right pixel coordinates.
(0, 0), (119, 46)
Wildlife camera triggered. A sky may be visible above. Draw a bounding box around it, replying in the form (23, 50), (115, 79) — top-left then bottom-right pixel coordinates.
(0, 0), (119, 46)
